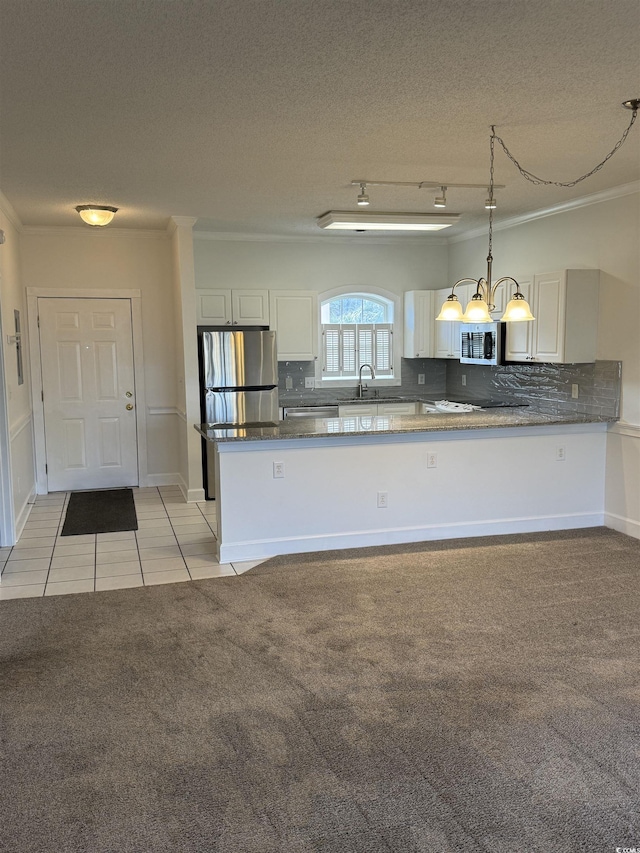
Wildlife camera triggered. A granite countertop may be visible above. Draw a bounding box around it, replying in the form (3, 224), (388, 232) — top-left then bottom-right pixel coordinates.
(195, 409), (617, 443)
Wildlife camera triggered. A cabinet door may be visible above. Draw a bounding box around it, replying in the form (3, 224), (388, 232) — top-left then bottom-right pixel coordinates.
(231, 290), (270, 325)
(532, 271), (565, 362)
(504, 279), (534, 361)
(197, 290), (232, 325)
(269, 291), (318, 360)
(404, 291), (433, 358)
(489, 281), (506, 319)
(338, 404), (378, 417)
(433, 288), (455, 358)
(434, 284), (471, 358)
(377, 402), (416, 415)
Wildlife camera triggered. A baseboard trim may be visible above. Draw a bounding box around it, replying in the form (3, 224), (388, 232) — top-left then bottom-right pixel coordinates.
(604, 512), (640, 540)
(14, 489), (37, 543)
(218, 512), (605, 563)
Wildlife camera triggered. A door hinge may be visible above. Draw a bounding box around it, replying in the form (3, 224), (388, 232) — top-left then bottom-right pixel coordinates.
(45, 464), (48, 474)
(41, 390), (44, 402)
(37, 315), (40, 328)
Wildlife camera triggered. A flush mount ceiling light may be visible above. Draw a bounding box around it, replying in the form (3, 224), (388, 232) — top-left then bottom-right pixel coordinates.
(317, 211), (461, 231)
(75, 205), (118, 226)
(356, 183), (370, 206)
(437, 99), (639, 324)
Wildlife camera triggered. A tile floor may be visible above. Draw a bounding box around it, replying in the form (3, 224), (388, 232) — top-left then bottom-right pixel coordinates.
(0, 486), (265, 600)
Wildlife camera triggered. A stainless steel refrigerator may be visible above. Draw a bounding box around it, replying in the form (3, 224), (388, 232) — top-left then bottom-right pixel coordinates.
(198, 329), (279, 498)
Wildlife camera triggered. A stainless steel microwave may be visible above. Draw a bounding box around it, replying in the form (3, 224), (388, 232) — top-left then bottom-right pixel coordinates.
(460, 322), (505, 365)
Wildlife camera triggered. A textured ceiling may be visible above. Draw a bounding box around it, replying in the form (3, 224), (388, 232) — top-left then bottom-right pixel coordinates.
(0, 0), (638, 238)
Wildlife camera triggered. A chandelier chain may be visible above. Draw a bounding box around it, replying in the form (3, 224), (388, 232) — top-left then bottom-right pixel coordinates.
(488, 128), (495, 258)
(492, 108), (638, 187)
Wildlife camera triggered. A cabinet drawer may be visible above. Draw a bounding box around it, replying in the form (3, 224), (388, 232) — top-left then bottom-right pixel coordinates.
(338, 404), (377, 417)
(377, 402), (416, 415)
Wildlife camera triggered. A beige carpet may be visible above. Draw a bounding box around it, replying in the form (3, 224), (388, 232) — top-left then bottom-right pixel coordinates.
(1, 527), (639, 852)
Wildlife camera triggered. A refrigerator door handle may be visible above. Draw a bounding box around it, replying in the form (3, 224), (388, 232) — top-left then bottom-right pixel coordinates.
(206, 384), (278, 393)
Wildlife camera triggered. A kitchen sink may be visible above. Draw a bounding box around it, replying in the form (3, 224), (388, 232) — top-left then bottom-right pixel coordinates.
(346, 396), (409, 403)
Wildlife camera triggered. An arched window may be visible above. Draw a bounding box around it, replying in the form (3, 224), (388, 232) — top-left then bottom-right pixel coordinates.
(320, 291), (395, 380)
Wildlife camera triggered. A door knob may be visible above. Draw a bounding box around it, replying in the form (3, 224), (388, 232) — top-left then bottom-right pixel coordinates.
(126, 403), (134, 411)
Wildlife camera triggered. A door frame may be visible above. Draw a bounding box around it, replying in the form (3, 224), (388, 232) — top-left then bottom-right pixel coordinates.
(26, 288), (148, 494)
(0, 289), (16, 543)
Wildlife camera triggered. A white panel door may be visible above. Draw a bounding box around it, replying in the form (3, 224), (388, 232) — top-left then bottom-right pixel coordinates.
(39, 298), (138, 491)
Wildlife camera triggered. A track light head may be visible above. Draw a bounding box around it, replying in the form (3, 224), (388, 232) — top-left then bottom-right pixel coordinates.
(357, 183), (370, 206)
(434, 186), (447, 208)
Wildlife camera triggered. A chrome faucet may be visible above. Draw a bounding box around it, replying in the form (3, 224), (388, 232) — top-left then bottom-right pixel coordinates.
(357, 363), (376, 398)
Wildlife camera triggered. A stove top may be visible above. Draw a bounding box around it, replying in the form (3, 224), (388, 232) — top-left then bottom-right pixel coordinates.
(454, 398), (528, 409)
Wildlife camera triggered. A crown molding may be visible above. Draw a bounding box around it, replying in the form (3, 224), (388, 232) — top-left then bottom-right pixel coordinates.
(0, 191), (23, 232)
(168, 216), (198, 236)
(192, 230), (449, 246)
(20, 225), (168, 239)
(448, 181), (640, 244)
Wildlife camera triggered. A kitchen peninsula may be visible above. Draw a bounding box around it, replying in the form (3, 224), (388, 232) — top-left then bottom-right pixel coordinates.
(196, 409), (615, 563)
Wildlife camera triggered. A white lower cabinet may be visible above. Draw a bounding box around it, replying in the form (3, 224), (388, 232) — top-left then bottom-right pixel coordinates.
(338, 402), (417, 417)
(505, 270), (599, 363)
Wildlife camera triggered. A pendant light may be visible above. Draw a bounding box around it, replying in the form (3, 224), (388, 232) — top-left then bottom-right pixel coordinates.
(437, 128), (535, 324)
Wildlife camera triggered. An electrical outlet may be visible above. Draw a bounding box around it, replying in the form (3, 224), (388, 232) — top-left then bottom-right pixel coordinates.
(427, 452), (438, 468)
(377, 491), (388, 508)
(305, 377), (315, 389)
(461, 374), (467, 386)
(556, 446), (566, 462)
(571, 384), (579, 399)
(285, 375), (293, 390)
(273, 461), (285, 478)
(418, 373), (425, 385)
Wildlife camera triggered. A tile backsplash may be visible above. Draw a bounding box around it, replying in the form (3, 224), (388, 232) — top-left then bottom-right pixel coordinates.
(278, 359), (446, 404)
(278, 357), (621, 418)
(446, 360), (621, 418)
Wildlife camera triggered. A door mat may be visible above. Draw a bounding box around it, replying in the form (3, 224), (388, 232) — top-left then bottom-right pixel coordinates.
(61, 488), (138, 536)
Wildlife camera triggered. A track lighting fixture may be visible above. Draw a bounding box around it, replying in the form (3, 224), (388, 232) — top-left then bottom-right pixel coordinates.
(357, 184), (370, 206)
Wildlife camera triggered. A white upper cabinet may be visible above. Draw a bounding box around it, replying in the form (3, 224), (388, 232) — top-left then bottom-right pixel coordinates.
(404, 291), (434, 358)
(505, 270), (599, 363)
(196, 289), (270, 326)
(432, 283), (474, 359)
(269, 291), (318, 360)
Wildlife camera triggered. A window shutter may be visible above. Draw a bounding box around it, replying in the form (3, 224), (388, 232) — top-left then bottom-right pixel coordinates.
(322, 322), (393, 378)
(341, 327), (356, 374)
(373, 324), (392, 376)
(323, 325), (341, 375)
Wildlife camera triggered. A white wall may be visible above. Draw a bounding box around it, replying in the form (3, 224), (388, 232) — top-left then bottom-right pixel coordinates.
(194, 237), (449, 295)
(215, 425), (607, 562)
(448, 189), (640, 538)
(19, 229), (181, 486)
(0, 196), (36, 543)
